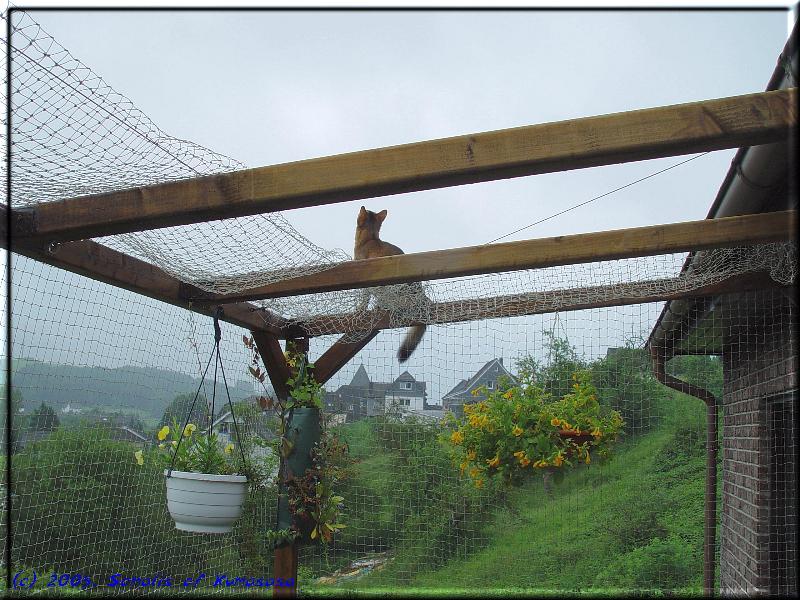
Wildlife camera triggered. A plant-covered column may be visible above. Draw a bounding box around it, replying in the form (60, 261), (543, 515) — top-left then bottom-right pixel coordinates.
(246, 334), (347, 597)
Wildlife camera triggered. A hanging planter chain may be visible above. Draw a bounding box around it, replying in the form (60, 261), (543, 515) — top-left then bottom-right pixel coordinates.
(168, 306), (249, 477)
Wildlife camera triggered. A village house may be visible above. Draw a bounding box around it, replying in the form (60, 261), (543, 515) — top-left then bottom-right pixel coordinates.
(442, 358), (518, 417)
(324, 365), (429, 422)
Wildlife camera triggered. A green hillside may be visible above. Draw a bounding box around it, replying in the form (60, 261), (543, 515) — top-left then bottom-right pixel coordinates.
(302, 390), (710, 596)
(10, 360), (256, 419)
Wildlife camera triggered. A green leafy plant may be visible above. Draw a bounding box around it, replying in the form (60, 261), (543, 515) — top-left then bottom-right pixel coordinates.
(445, 370), (624, 488)
(134, 417), (243, 476)
(264, 528), (300, 549)
(285, 431), (348, 543)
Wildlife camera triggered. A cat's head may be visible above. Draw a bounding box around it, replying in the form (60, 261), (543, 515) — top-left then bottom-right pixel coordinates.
(357, 206), (388, 234)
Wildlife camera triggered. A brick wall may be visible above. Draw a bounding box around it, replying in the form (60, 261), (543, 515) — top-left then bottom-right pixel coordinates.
(720, 289), (797, 596)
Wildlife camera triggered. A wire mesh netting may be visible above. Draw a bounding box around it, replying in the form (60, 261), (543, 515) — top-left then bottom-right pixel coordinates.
(3, 255), (797, 594)
(2, 8), (797, 597)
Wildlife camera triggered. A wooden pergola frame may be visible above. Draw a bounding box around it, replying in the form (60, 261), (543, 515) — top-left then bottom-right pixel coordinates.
(5, 88), (796, 597)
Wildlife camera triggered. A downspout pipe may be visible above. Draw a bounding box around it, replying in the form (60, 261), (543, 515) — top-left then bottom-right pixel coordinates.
(651, 347), (719, 597)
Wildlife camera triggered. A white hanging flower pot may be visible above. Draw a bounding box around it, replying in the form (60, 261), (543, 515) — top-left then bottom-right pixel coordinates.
(164, 470), (248, 534)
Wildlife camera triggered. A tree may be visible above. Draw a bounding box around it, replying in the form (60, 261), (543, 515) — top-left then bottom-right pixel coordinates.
(591, 346), (669, 436)
(2, 386), (27, 452)
(28, 402), (60, 432)
(159, 392), (210, 430)
(666, 355), (723, 399)
(515, 331), (587, 399)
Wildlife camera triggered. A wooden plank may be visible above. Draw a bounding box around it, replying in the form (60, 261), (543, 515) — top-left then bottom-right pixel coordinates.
(1, 207), (286, 335)
(251, 331), (292, 401)
(313, 331), (380, 385)
(296, 271), (788, 337)
(199, 211), (796, 303)
(15, 88), (796, 242)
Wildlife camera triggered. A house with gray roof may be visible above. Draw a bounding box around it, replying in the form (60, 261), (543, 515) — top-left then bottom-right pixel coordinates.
(324, 365), (428, 422)
(442, 358), (518, 417)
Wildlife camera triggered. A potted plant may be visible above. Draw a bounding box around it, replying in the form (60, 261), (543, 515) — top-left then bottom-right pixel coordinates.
(445, 370), (624, 488)
(134, 419), (250, 533)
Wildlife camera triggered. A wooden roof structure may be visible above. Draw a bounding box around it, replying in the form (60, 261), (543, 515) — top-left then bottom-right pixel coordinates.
(4, 87), (796, 391)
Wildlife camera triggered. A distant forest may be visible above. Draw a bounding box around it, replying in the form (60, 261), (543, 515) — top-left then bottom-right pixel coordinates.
(10, 360), (259, 420)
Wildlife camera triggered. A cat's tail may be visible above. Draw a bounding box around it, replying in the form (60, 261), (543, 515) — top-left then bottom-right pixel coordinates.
(398, 324), (427, 363)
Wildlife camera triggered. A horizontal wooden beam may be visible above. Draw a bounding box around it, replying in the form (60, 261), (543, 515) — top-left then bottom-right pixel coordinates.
(196, 211), (796, 303)
(14, 88), (796, 243)
(2, 206), (287, 335)
(293, 271), (788, 337)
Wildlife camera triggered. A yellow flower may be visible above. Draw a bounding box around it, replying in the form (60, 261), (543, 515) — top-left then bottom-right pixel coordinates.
(512, 425), (523, 437)
(450, 430), (464, 445)
(183, 423), (197, 437)
(466, 449), (476, 461)
(474, 478), (484, 489)
(468, 414), (481, 428)
(470, 388), (480, 397)
(503, 390), (514, 400)
(134, 450), (144, 466)
(592, 427), (602, 440)
(469, 467), (480, 479)
(550, 418), (560, 427)
(513, 451), (530, 467)
(157, 426), (169, 441)
(224, 443), (234, 455)
(459, 460), (468, 475)
(486, 454), (500, 468)
(585, 451), (591, 465)
(463, 403), (474, 415)
(553, 453), (564, 467)
(533, 459), (549, 469)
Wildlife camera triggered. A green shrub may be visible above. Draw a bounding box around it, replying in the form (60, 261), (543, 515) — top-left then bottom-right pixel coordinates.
(11, 427), (247, 580)
(593, 535), (699, 592)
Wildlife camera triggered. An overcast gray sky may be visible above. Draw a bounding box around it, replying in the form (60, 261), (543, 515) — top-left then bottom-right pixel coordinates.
(22, 9), (792, 250)
(4, 7), (794, 403)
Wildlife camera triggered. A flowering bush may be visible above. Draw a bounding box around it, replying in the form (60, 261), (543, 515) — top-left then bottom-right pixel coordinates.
(134, 418), (243, 476)
(446, 371), (624, 488)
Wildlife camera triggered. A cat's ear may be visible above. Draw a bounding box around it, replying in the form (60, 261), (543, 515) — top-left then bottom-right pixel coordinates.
(376, 209), (388, 223)
(358, 206), (367, 225)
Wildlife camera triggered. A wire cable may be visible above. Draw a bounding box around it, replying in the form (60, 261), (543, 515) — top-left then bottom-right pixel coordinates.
(484, 152), (711, 245)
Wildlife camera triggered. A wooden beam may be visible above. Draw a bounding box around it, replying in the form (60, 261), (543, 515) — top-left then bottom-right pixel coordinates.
(2, 206), (286, 335)
(251, 331), (293, 401)
(15, 88), (796, 242)
(313, 331), (380, 385)
(198, 211), (796, 303)
(295, 271), (789, 337)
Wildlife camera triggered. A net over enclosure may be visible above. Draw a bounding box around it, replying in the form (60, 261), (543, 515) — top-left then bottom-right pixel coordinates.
(2, 9), (797, 597)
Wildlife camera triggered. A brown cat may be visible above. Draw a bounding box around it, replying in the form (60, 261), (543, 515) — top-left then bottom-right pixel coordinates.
(354, 206), (427, 363)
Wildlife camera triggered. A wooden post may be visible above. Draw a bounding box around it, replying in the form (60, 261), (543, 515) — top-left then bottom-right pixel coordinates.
(253, 334), (308, 598)
(273, 543), (299, 598)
